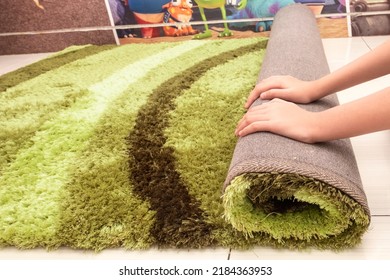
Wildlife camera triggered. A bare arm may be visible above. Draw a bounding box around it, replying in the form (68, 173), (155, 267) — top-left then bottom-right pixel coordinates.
(245, 39), (390, 108)
(314, 39), (390, 97)
(236, 87), (390, 143)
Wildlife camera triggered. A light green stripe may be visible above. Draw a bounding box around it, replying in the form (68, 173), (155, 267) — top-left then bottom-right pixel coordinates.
(88, 40), (207, 98)
(0, 43), (175, 173)
(0, 41), (178, 126)
(0, 40), (209, 247)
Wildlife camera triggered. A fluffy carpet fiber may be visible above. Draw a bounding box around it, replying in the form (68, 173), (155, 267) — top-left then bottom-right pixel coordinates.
(0, 37), (369, 251)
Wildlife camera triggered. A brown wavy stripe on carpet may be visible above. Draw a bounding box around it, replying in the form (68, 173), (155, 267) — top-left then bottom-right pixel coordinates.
(127, 41), (266, 248)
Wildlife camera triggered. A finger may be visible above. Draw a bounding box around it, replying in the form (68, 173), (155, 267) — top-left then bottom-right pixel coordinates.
(235, 115), (252, 135)
(244, 77), (285, 109)
(260, 88), (292, 100)
(268, 98), (287, 104)
(244, 87), (262, 109)
(237, 121), (273, 137)
(235, 113), (254, 136)
(235, 108), (269, 135)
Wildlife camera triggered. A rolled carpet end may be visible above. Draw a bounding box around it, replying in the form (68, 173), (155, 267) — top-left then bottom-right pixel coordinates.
(223, 173), (370, 249)
(222, 4), (371, 250)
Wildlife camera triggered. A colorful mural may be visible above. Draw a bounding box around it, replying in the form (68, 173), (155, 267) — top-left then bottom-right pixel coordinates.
(108, 0), (360, 43)
(1, 0), (389, 54)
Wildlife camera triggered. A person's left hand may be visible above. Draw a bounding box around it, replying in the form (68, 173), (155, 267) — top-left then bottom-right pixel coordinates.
(235, 98), (318, 143)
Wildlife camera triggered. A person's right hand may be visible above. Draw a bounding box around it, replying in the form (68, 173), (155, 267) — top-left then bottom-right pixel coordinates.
(244, 75), (321, 109)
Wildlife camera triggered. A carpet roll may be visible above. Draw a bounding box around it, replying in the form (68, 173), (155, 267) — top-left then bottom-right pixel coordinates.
(0, 4), (371, 251)
(223, 4), (370, 249)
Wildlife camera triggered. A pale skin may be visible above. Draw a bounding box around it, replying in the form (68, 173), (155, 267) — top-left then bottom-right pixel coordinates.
(235, 39), (390, 143)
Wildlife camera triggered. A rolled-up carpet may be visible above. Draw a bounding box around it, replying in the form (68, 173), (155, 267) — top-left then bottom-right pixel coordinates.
(0, 4), (370, 252)
(223, 4), (371, 250)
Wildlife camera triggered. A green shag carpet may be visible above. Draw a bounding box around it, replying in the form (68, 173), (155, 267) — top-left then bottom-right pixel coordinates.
(0, 38), (369, 251)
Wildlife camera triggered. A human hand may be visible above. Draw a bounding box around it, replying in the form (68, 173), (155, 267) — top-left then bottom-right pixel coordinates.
(244, 75), (320, 109)
(236, 98), (319, 143)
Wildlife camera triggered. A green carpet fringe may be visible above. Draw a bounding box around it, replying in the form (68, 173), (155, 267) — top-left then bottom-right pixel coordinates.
(0, 38), (369, 251)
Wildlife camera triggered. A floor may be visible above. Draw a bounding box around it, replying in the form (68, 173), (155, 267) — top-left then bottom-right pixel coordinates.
(0, 35), (389, 260)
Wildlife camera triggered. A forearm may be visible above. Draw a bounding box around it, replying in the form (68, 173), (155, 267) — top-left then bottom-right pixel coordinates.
(314, 40), (390, 98)
(312, 87), (390, 142)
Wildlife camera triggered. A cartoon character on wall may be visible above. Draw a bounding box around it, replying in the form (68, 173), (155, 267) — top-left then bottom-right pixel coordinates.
(227, 0), (295, 32)
(109, 0), (137, 38)
(128, 0), (171, 38)
(337, 0), (346, 13)
(162, 0), (199, 36)
(193, 0), (248, 39)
